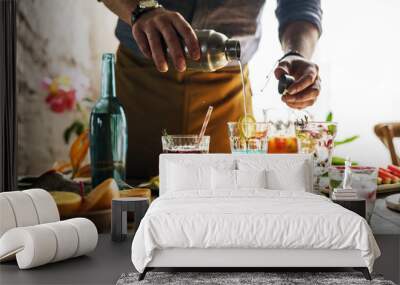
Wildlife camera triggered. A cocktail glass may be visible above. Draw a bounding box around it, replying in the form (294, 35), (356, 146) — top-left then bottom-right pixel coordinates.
(161, 135), (210, 153)
(329, 166), (377, 223)
(263, 108), (298, 154)
(296, 121), (337, 193)
(267, 136), (299, 154)
(227, 122), (268, 154)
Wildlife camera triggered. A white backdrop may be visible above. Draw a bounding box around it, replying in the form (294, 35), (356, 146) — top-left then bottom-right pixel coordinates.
(249, 0), (400, 167)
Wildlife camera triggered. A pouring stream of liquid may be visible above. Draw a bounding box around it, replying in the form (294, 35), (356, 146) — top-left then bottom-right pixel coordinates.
(238, 60), (247, 119)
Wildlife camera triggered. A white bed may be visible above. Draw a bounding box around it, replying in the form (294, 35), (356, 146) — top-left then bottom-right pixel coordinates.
(131, 154), (380, 280)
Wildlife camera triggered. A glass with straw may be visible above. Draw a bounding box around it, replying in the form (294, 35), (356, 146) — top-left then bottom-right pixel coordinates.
(161, 107), (212, 153)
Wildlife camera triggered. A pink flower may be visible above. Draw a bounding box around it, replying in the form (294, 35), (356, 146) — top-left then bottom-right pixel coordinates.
(45, 89), (76, 113)
(42, 76), (77, 113)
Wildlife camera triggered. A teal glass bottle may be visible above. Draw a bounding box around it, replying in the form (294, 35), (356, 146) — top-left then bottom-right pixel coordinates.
(90, 53), (127, 188)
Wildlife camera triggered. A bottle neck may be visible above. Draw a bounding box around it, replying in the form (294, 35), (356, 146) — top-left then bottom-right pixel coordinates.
(225, 39), (241, 62)
(101, 54), (116, 99)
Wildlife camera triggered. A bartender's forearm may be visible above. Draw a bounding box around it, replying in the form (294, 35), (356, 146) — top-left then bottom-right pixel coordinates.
(101, 0), (139, 25)
(280, 21), (319, 59)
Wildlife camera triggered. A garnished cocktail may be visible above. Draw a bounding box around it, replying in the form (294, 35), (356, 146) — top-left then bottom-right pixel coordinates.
(296, 121), (337, 192)
(263, 108), (299, 154)
(267, 136), (298, 153)
(227, 116), (268, 153)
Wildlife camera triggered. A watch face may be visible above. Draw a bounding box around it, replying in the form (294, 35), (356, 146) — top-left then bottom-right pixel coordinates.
(139, 0), (158, 9)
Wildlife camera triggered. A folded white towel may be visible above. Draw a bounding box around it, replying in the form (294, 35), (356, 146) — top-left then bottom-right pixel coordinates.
(0, 219), (98, 269)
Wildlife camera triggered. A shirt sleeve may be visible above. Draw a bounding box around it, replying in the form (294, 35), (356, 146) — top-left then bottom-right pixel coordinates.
(275, 0), (322, 39)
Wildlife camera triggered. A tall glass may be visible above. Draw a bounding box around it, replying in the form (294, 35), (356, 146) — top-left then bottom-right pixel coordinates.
(90, 54), (127, 188)
(296, 121), (337, 192)
(263, 108), (298, 153)
(227, 122), (268, 153)
(329, 166), (377, 223)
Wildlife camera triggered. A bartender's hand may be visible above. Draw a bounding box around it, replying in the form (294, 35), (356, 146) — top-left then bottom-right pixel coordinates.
(275, 55), (321, 109)
(276, 20), (321, 109)
(131, 8), (200, 72)
(274, 56), (320, 109)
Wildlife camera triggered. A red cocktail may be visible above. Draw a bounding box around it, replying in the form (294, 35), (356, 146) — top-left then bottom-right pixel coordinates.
(267, 136), (298, 153)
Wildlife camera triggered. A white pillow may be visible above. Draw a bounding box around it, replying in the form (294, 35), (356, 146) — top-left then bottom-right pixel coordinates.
(266, 161), (307, 191)
(211, 168), (237, 190)
(236, 169), (268, 189)
(237, 157), (310, 191)
(211, 168), (268, 190)
(167, 162), (212, 191)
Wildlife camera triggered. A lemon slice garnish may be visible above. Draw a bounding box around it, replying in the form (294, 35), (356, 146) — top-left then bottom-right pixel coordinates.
(238, 115), (256, 138)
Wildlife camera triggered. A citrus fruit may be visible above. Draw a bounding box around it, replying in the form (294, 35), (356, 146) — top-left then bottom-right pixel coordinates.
(238, 115), (256, 138)
(81, 178), (120, 212)
(50, 191), (82, 217)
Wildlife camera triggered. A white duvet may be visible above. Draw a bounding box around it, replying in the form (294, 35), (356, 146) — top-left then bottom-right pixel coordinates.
(131, 190), (380, 273)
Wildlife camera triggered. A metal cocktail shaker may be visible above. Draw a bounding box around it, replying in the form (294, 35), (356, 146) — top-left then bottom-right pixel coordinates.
(172, 29), (241, 72)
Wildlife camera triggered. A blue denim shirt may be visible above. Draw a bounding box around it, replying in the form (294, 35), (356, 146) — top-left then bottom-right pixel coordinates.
(115, 0), (322, 64)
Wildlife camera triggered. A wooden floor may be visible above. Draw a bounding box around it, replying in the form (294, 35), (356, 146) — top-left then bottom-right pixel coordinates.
(0, 198), (399, 285)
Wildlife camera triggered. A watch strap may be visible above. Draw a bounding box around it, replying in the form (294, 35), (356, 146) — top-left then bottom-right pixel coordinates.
(279, 50), (304, 62)
(131, 3), (162, 26)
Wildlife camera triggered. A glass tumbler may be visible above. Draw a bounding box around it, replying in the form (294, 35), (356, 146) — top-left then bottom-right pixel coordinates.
(162, 135), (210, 153)
(263, 108), (298, 153)
(329, 166), (378, 223)
(227, 122), (268, 154)
(296, 121), (337, 192)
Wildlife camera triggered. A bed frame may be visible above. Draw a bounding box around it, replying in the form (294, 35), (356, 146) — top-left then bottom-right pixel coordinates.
(138, 154), (372, 281)
(139, 248), (371, 280)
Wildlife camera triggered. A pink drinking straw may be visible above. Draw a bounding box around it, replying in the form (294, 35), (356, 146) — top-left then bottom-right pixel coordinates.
(198, 106), (213, 144)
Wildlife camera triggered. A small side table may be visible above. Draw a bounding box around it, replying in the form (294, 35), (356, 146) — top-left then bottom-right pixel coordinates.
(111, 197), (149, 242)
(332, 198), (366, 219)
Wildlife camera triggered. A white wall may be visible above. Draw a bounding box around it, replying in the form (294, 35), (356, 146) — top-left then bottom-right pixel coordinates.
(249, 0), (400, 167)
(17, 0), (118, 175)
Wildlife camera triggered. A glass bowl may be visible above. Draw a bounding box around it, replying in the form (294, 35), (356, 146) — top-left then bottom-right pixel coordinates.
(161, 135), (210, 153)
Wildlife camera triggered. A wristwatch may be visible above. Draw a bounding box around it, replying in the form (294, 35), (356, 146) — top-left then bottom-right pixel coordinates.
(279, 50), (304, 62)
(131, 0), (163, 26)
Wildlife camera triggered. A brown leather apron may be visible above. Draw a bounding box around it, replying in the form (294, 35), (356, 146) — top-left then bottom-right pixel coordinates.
(115, 44), (253, 179)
